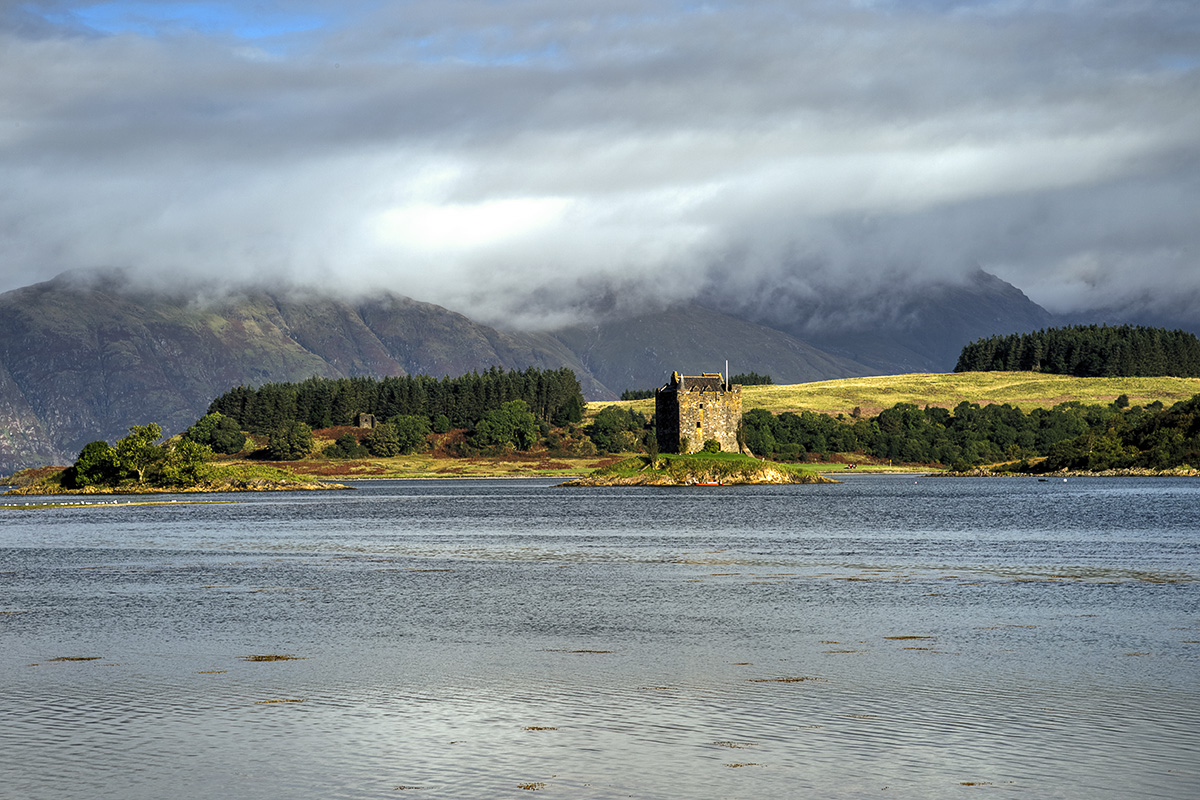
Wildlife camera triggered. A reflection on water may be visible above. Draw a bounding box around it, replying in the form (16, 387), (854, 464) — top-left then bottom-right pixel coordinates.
(2, 476), (1198, 799)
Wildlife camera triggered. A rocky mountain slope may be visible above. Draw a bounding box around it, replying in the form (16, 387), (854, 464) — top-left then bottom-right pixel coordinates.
(549, 304), (870, 394)
(1, 269), (1061, 472)
(709, 269), (1059, 374)
(0, 273), (601, 470)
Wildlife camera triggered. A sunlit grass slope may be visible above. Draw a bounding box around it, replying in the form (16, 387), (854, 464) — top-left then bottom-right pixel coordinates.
(595, 372), (1200, 417)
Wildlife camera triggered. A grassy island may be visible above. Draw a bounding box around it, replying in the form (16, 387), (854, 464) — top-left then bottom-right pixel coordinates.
(4, 462), (348, 497)
(559, 452), (839, 486)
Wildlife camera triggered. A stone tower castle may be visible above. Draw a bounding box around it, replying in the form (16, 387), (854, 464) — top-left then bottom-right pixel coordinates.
(655, 371), (742, 454)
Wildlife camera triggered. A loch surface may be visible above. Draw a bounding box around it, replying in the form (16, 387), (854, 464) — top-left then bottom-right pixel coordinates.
(2, 476), (1198, 799)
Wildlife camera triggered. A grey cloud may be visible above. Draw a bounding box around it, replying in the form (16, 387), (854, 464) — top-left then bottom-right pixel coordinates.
(1, 0), (1197, 328)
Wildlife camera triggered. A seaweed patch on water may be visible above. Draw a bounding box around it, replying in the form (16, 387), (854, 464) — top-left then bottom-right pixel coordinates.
(883, 635), (935, 640)
(725, 762), (762, 768)
(393, 786), (423, 791)
(713, 741), (756, 749)
(47, 656), (102, 662)
(518, 782), (546, 790)
(249, 585), (319, 593)
(750, 676), (827, 683)
(255, 698), (306, 704)
(524, 726), (557, 731)
(960, 781), (994, 786)
(197, 669), (227, 674)
(241, 654), (304, 662)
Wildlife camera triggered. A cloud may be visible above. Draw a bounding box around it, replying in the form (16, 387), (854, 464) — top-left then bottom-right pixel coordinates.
(1, 0), (1197, 327)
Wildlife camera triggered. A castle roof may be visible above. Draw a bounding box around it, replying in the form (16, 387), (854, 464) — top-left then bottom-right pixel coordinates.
(684, 374), (725, 392)
(662, 371), (729, 392)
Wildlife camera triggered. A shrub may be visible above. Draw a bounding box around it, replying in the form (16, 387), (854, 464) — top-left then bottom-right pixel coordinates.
(472, 400), (539, 451)
(325, 433), (368, 459)
(386, 414), (433, 454)
(364, 423), (402, 457)
(268, 421), (313, 461)
(71, 440), (119, 487)
(185, 412), (246, 455)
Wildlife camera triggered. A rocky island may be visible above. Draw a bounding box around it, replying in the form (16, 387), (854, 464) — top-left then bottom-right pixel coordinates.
(559, 454), (839, 487)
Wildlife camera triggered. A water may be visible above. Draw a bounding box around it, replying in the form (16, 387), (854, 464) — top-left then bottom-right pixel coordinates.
(1, 476), (1197, 799)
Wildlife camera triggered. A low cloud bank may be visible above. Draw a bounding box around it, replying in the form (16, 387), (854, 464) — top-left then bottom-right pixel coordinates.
(2, 1), (1197, 327)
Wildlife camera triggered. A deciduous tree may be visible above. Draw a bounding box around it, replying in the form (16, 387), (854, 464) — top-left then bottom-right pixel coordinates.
(113, 424), (164, 483)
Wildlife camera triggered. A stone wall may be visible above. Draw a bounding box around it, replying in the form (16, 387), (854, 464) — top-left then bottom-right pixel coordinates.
(656, 372), (742, 454)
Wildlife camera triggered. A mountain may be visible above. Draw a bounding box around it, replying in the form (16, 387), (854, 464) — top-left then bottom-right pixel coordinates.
(547, 304), (871, 394)
(710, 269), (1059, 374)
(0, 273), (602, 471)
(0, 268), (1060, 473)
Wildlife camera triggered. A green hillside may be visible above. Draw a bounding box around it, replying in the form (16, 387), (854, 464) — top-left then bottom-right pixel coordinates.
(596, 372), (1200, 418)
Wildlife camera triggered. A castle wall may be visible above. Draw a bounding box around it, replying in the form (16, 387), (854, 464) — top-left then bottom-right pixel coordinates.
(656, 374), (742, 454)
(655, 391), (681, 453)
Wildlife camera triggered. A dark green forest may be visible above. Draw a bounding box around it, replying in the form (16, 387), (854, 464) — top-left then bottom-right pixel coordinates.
(729, 372), (774, 385)
(954, 325), (1200, 377)
(207, 367), (585, 435)
(742, 394), (1200, 472)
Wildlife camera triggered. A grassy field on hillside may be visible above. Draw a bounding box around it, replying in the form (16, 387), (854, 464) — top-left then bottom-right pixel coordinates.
(594, 372), (1200, 418)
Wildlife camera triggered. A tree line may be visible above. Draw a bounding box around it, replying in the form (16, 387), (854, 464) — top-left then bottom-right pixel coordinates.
(954, 325), (1200, 377)
(741, 394), (1200, 471)
(206, 367), (585, 435)
(66, 391), (1200, 476)
(66, 424), (210, 489)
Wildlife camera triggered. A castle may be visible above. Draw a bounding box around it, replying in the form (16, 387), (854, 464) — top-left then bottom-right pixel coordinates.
(655, 371), (742, 454)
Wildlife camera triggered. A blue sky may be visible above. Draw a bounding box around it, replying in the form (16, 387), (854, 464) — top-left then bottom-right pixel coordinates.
(74, 2), (323, 37)
(2, 0), (1198, 326)
(24, 1), (331, 39)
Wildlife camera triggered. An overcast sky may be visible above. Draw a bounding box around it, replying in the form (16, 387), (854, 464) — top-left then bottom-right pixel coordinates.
(2, 0), (1197, 327)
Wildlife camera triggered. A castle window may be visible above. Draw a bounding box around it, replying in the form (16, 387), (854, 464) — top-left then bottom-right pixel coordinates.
(696, 422), (702, 428)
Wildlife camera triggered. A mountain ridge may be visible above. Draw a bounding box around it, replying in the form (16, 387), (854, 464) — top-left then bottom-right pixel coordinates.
(2, 269), (1062, 472)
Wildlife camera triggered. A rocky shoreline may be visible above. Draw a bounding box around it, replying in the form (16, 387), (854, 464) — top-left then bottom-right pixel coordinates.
(559, 461), (838, 487)
(937, 467), (1199, 478)
(3, 478), (350, 496)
